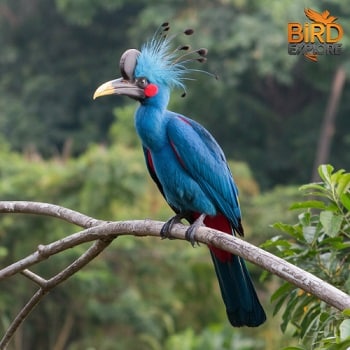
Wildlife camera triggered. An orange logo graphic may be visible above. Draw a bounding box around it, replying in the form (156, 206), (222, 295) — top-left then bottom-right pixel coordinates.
(288, 8), (343, 62)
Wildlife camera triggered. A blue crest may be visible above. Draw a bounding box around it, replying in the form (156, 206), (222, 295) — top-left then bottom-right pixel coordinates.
(135, 23), (208, 91)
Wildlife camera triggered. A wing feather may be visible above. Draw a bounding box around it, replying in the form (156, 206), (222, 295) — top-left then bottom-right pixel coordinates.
(166, 113), (242, 233)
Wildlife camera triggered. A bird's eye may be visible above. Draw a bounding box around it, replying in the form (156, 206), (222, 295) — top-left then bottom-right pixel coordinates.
(136, 77), (149, 89)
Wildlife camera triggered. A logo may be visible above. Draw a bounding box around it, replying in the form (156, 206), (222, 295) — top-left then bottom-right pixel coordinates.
(288, 8), (343, 62)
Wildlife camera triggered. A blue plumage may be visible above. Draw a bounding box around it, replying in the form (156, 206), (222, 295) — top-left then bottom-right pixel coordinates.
(135, 25), (196, 90)
(94, 23), (266, 327)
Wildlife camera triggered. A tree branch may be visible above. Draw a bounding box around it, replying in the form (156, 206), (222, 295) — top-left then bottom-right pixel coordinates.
(1, 200), (350, 349)
(0, 200), (104, 227)
(1, 237), (115, 348)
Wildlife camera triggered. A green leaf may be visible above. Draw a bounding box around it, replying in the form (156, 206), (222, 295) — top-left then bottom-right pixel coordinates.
(320, 237), (350, 250)
(302, 226), (317, 244)
(320, 211), (342, 237)
(290, 200), (327, 210)
(336, 173), (350, 198)
(271, 282), (293, 302)
(273, 292), (290, 316)
(298, 211), (311, 226)
(272, 283), (298, 316)
(328, 339), (350, 350)
(339, 319), (350, 341)
(272, 222), (303, 240)
(299, 183), (325, 194)
(281, 290), (300, 332)
(319, 164), (334, 183)
(340, 192), (350, 211)
(300, 304), (321, 339)
(319, 311), (331, 323)
(319, 252), (333, 270)
(342, 309), (350, 317)
(260, 238), (291, 249)
(292, 293), (314, 321)
(331, 168), (345, 185)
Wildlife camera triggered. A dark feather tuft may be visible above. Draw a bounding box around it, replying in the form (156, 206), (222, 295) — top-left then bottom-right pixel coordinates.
(135, 23), (213, 89)
(197, 48), (208, 56)
(184, 28), (194, 35)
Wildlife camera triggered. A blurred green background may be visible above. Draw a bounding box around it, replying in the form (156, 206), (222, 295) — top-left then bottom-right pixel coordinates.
(0, 0), (349, 349)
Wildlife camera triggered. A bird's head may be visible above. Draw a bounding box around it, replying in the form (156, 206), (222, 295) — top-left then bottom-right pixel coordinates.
(93, 23), (210, 105)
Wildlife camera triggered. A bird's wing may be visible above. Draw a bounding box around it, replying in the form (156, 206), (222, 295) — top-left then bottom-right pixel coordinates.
(143, 145), (181, 214)
(143, 146), (164, 195)
(304, 8), (323, 23)
(304, 8), (337, 24)
(166, 113), (243, 233)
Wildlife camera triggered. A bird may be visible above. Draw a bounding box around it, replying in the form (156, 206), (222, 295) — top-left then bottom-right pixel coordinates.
(93, 23), (266, 327)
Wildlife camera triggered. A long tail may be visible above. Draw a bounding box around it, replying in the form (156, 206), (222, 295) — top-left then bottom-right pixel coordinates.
(203, 214), (266, 327)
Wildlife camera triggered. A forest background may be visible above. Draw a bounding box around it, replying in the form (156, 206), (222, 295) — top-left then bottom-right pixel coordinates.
(0, 0), (349, 349)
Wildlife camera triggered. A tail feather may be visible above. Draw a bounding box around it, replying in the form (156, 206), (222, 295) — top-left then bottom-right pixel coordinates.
(210, 251), (266, 327)
(201, 213), (266, 327)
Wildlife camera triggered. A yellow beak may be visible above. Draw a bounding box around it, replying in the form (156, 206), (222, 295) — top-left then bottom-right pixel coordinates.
(93, 78), (145, 100)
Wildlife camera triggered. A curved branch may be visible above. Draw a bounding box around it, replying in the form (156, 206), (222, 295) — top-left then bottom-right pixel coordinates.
(1, 201), (349, 310)
(0, 220), (157, 279)
(1, 201), (350, 349)
(0, 201), (104, 227)
(1, 238), (114, 348)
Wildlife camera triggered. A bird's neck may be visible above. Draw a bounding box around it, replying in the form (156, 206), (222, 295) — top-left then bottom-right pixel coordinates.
(134, 90), (170, 151)
(135, 104), (169, 151)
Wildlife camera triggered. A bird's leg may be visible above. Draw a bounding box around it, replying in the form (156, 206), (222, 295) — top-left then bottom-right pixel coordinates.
(185, 213), (206, 247)
(160, 212), (189, 239)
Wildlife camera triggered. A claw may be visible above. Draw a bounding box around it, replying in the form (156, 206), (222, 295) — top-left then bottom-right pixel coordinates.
(160, 213), (187, 239)
(185, 213), (206, 247)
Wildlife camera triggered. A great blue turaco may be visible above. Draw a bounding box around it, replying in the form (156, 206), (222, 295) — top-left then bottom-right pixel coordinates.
(93, 23), (266, 327)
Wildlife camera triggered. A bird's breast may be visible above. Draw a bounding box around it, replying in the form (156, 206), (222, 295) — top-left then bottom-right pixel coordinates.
(135, 106), (168, 151)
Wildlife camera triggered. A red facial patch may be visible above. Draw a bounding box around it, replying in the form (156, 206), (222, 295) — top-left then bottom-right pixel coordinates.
(144, 83), (159, 97)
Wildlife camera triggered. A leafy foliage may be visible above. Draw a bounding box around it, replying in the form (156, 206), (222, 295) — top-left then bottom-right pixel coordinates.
(262, 165), (350, 349)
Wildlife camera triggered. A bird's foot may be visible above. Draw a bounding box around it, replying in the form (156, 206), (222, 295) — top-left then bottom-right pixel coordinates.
(160, 213), (188, 240)
(185, 213), (206, 247)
